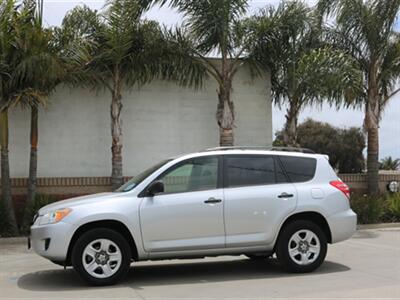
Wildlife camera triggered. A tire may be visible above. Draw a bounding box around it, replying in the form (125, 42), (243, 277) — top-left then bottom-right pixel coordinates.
(276, 220), (327, 273)
(71, 228), (131, 286)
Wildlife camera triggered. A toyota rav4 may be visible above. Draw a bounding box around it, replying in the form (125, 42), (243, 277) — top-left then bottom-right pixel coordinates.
(30, 147), (357, 285)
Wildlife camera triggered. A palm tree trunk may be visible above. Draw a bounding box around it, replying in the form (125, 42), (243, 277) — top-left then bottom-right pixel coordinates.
(365, 67), (380, 195)
(0, 110), (18, 235)
(23, 106), (38, 230)
(283, 102), (299, 147)
(367, 125), (379, 195)
(217, 82), (235, 146)
(110, 77), (123, 190)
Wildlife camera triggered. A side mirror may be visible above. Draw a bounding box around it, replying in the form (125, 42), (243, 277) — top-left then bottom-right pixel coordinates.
(147, 180), (164, 196)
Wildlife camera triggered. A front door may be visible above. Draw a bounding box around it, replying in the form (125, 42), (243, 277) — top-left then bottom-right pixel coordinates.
(139, 156), (225, 252)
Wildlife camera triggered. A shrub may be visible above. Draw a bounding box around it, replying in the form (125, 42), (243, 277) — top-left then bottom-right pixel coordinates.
(0, 201), (13, 237)
(21, 194), (55, 233)
(350, 194), (385, 224)
(384, 193), (400, 222)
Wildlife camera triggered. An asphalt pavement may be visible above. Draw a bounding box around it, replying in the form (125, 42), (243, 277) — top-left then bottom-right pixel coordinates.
(0, 228), (399, 299)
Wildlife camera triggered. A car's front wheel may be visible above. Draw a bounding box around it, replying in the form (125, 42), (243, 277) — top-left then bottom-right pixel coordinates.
(276, 220), (327, 273)
(71, 228), (131, 286)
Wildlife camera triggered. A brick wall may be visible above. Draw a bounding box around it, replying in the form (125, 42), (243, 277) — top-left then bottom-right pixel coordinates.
(340, 173), (400, 194)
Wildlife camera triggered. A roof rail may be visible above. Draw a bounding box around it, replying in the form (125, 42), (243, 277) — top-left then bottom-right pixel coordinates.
(203, 146), (315, 154)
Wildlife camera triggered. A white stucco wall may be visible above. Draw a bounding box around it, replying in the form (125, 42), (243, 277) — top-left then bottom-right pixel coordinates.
(8, 64), (271, 177)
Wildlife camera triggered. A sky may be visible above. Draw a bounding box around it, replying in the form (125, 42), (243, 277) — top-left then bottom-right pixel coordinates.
(42, 0), (400, 159)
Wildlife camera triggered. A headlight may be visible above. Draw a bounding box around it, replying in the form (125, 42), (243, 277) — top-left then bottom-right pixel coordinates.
(37, 208), (72, 225)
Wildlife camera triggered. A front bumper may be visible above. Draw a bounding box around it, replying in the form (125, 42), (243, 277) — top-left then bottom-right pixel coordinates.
(327, 209), (357, 243)
(30, 221), (77, 261)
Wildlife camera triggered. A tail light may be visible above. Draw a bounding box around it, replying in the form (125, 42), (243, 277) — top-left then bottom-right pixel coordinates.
(330, 180), (350, 199)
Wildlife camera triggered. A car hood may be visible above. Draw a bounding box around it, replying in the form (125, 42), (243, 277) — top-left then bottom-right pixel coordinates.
(38, 192), (118, 214)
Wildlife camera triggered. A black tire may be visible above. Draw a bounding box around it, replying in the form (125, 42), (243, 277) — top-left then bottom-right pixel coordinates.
(276, 220), (327, 273)
(71, 228), (131, 286)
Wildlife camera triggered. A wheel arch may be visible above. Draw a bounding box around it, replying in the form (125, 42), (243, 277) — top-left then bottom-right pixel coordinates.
(274, 211), (332, 250)
(65, 219), (138, 265)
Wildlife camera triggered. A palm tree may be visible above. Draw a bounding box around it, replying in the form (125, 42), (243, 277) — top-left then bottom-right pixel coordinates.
(318, 0), (400, 195)
(2, 0), (68, 230)
(380, 156), (400, 171)
(62, 1), (205, 189)
(0, 0), (20, 235)
(167, 0), (255, 146)
(248, 1), (362, 146)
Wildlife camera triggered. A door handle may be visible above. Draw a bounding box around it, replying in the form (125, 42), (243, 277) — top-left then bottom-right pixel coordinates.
(204, 197), (222, 204)
(278, 193), (294, 198)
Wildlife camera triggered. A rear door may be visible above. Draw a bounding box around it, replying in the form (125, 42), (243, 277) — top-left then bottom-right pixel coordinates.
(223, 155), (297, 247)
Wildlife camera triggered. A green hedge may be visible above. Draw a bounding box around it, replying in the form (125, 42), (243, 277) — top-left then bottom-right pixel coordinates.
(0, 194), (55, 236)
(0, 201), (13, 237)
(350, 193), (400, 224)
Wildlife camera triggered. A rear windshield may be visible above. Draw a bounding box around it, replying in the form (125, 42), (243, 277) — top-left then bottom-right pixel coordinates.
(279, 156), (316, 183)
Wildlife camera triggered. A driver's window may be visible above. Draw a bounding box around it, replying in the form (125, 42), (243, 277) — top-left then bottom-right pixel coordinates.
(159, 157), (218, 194)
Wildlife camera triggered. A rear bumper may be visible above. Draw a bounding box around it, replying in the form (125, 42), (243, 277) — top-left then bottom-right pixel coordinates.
(327, 209), (357, 243)
(30, 221), (76, 261)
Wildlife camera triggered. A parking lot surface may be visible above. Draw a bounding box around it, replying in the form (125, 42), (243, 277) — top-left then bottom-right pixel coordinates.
(0, 228), (399, 299)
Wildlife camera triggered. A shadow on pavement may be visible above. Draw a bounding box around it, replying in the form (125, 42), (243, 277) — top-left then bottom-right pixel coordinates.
(18, 258), (350, 292)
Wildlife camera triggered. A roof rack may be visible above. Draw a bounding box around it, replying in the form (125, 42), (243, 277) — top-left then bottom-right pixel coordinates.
(203, 146), (315, 154)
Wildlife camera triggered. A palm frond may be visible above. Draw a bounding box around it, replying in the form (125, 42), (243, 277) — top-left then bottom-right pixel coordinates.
(170, 0), (248, 56)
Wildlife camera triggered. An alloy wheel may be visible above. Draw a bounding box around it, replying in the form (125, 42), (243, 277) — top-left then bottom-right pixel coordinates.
(82, 239), (122, 279)
(288, 229), (320, 266)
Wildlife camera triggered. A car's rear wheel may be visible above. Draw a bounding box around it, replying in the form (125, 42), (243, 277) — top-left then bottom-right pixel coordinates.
(71, 228), (131, 286)
(276, 220), (327, 273)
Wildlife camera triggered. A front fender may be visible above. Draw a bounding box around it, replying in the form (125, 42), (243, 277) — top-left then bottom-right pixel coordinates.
(64, 199), (146, 259)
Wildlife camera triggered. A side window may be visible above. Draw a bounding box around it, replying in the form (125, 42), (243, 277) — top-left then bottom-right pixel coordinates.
(225, 156), (275, 188)
(159, 157), (218, 194)
(279, 156), (317, 183)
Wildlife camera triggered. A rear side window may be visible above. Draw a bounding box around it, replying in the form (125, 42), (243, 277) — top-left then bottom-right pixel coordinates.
(225, 156), (277, 187)
(279, 156), (316, 183)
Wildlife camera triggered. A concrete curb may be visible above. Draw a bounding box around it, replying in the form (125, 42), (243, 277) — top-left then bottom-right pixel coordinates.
(0, 237), (26, 245)
(357, 222), (400, 230)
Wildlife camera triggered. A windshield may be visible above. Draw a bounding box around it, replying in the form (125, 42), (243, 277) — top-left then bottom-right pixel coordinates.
(115, 159), (172, 192)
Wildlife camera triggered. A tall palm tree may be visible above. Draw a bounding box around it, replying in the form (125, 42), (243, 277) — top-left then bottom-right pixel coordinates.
(248, 0), (362, 146)
(318, 0), (400, 195)
(62, 1), (204, 189)
(167, 0), (255, 146)
(2, 0), (68, 230)
(1, 0), (79, 231)
(380, 156), (400, 171)
(0, 0), (20, 235)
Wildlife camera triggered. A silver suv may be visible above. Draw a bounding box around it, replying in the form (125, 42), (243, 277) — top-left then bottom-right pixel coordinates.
(30, 147), (357, 285)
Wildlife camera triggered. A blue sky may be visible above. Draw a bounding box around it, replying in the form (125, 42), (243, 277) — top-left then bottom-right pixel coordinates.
(42, 0), (400, 159)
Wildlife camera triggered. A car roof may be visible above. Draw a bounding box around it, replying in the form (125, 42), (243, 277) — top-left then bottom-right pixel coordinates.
(203, 146), (315, 154)
(172, 147), (323, 161)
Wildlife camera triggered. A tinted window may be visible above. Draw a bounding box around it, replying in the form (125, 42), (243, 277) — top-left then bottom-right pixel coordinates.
(158, 157), (218, 194)
(275, 159), (288, 183)
(225, 156), (276, 187)
(279, 156), (316, 182)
